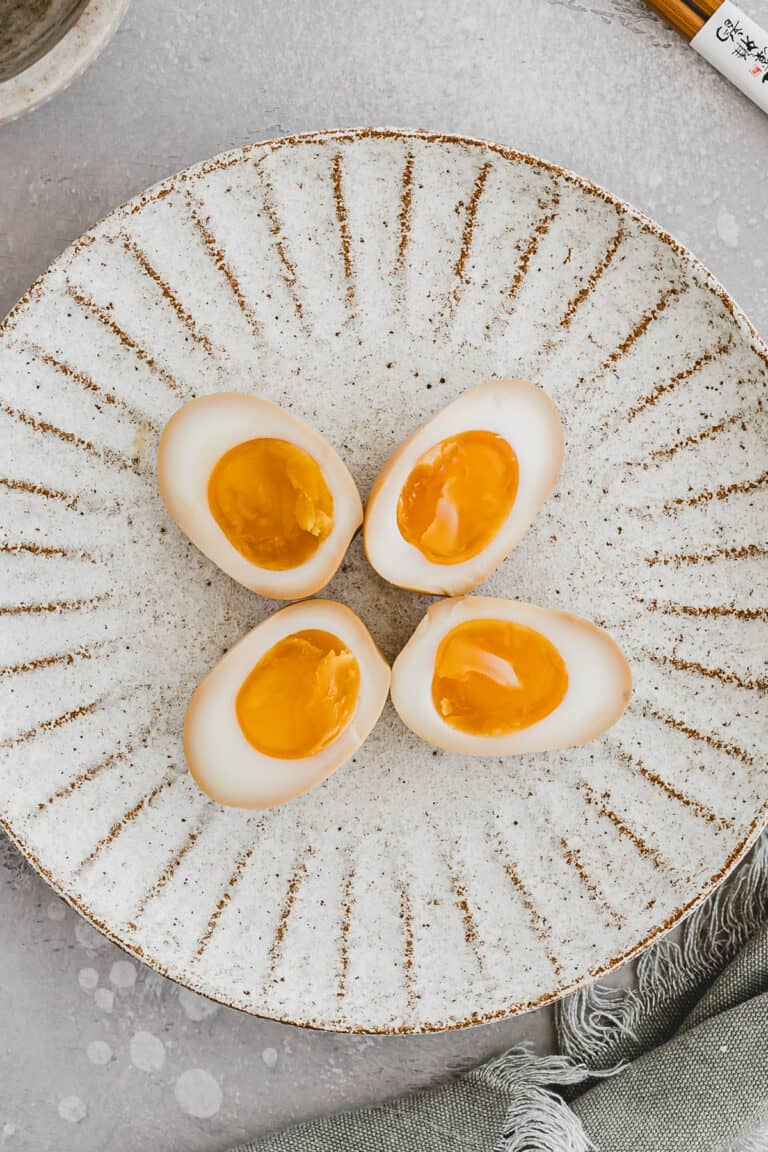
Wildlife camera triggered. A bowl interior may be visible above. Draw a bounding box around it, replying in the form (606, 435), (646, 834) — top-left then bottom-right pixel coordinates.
(0, 0), (89, 82)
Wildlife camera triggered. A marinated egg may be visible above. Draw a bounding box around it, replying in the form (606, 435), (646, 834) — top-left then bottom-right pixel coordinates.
(391, 597), (631, 755)
(364, 379), (563, 595)
(158, 393), (362, 599)
(185, 600), (390, 808)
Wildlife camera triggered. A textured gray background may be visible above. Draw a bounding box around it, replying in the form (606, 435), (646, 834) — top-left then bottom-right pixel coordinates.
(1, 1), (767, 1149)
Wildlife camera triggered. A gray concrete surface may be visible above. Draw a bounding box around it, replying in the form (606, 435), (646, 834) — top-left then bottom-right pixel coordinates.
(1, 1), (767, 1148)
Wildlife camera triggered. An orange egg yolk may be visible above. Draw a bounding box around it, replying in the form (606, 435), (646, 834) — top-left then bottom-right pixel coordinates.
(208, 438), (334, 570)
(396, 430), (519, 565)
(432, 619), (568, 736)
(236, 629), (360, 759)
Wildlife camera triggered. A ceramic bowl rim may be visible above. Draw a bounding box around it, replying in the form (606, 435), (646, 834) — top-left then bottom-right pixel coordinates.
(0, 0), (130, 125)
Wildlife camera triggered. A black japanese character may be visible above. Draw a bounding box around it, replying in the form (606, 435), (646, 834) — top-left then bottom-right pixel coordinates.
(716, 18), (743, 42)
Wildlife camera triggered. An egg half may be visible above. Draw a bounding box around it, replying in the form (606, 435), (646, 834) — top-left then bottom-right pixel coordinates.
(158, 393), (362, 599)
(364, 378), (563, 595)
(185, 600), (390, 808)
(391, 597), (631, 755)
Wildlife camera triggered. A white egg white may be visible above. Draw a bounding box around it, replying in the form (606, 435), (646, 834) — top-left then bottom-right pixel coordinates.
(391, 597), (632, 755)
(158, 393), (363, 599)
(185, 600), (390, 809)
(364, 379), (563, 595)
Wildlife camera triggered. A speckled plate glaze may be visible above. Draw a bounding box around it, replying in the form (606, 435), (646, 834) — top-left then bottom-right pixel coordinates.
(1, 128), (766, 1033)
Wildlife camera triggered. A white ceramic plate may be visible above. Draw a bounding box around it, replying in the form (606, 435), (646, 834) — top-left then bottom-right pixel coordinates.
(0, 129), (766, 1033)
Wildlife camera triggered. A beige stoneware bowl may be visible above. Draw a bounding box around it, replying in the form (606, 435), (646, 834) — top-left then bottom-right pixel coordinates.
(0, 0), (128, 124)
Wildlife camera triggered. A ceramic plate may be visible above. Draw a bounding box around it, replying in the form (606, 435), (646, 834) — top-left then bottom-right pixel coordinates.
(1, 129), (766, 1033)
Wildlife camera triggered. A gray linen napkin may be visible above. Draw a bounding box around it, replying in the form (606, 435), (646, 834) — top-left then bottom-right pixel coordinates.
(234, 833), (768, 1152)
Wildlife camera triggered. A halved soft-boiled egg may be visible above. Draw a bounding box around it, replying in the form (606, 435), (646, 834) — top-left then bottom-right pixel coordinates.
(158, 393), (362, 599)
(185, 600), (390, 808)
(391, 597), (631, 755)
(364, 379), (563, 595)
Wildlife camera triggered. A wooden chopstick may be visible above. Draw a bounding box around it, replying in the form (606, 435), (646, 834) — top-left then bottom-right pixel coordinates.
(695, 0), (724, 16)
(641, 0), (768, 115)
(642, 0), (711, 41)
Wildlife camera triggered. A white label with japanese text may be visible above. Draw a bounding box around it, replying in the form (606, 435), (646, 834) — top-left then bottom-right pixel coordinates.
(692, 0), (768, 113)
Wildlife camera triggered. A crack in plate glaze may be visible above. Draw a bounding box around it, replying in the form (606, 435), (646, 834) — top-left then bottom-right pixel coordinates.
(0, 128), (766, 1032)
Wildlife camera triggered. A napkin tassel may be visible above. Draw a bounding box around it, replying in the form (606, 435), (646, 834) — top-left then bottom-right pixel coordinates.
(557, 833), (768, 1064)
(470, 1047), (616, 1152)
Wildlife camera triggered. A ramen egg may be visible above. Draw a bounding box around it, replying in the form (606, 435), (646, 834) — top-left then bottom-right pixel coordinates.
(185, 600), (390, 808)
(364, 378), (563, 595)
(391, 597), (631, 755)
(158, 393), (362, 599)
